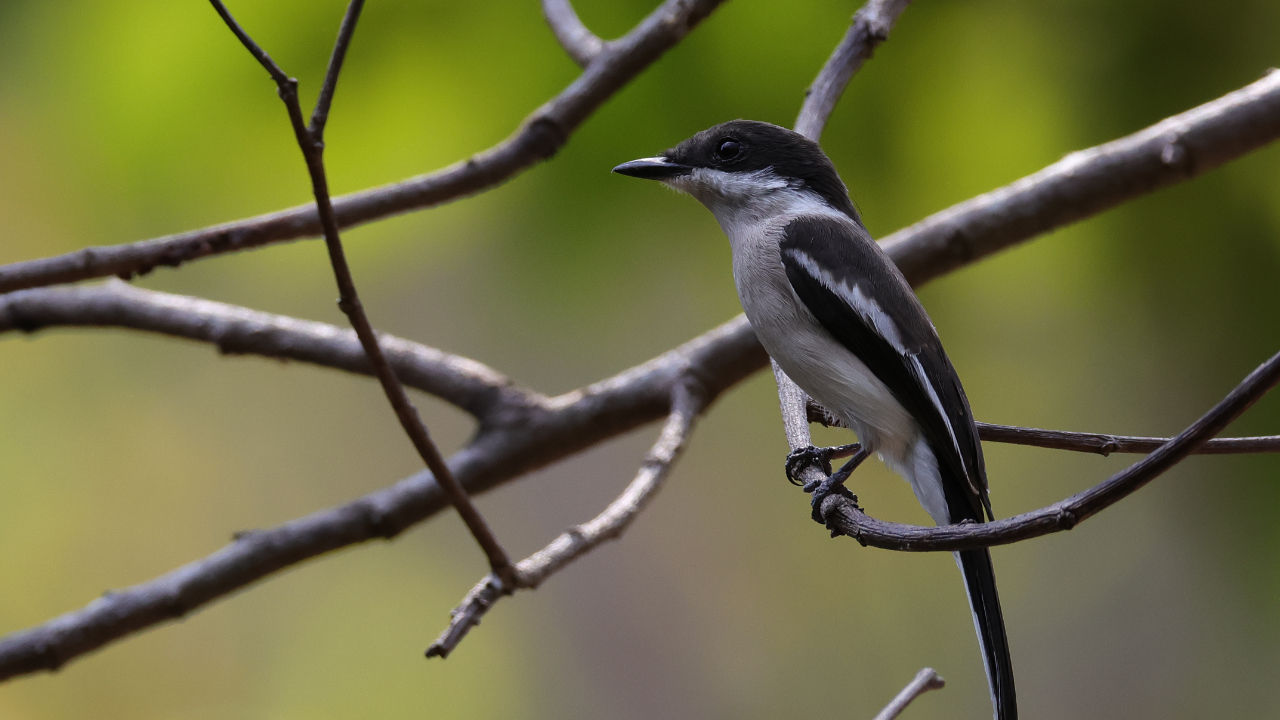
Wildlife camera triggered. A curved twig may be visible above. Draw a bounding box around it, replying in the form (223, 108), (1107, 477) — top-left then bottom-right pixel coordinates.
(542, 0), (605, 67)
(0, 0), (726, 294)
(425, 377), (706, 658)
(818, 348), (1280, 551)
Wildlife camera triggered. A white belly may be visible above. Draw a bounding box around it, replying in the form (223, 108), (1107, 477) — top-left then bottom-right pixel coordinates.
(729, 223), (920, 463)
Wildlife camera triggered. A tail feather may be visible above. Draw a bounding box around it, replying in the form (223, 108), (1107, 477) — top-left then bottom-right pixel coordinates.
(955, 548), (1016, 720)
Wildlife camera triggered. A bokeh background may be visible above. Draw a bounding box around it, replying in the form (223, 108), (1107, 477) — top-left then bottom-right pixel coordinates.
(2, 0), (1280, 718)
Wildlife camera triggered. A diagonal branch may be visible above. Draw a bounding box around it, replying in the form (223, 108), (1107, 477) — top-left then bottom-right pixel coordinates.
(425, 377), (706, 659)
(0, 0), (727, 295)
(818, 348), (1280, 551)
(210, 0), (516, 584)
(542, 0), (605, 68)
(873, 668), (945, 720)
(794, 0), (912, 140)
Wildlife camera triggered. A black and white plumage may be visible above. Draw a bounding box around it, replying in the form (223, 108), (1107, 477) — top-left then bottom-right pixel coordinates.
(614, 120), (1016, 720)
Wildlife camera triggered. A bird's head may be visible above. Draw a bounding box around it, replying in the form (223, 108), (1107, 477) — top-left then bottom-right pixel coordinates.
(612, 120), (858, 224)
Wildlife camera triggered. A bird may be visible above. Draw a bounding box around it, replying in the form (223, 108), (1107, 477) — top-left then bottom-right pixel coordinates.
(613, 120), (1016, 720)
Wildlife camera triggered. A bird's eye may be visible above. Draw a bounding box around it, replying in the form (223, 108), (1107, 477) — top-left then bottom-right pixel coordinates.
(716, 139), (742, 161)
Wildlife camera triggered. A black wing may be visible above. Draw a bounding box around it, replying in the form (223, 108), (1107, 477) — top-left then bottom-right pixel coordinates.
(779, 215), (989, 522)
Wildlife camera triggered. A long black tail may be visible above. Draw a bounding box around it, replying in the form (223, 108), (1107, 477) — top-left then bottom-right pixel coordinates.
(956, 548), (1017, 720)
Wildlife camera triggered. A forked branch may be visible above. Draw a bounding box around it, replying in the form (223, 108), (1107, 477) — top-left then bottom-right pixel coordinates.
(425, 378), (706, 658)
(209, 0), (515, 585)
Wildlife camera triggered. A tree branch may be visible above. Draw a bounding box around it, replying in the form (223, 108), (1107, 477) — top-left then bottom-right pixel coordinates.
(793, 0), (912, 140)
(883, 69), (1280, 287)
(0, 281), (534, 419)
(0, 314), (764, 682)
(872, 668), (945, 720)
(818, 348), (1280, 551)
(210, 0), (518, 584)
(542, 0), (605, 68)
(0, 0), (726, 294)
(6, 10), (1280, 687)
(807, 399), (1280, 455)
(425, 378), (706, 658)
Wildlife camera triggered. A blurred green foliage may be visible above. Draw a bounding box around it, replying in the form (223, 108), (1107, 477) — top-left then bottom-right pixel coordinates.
(1, 0), (1279, 718)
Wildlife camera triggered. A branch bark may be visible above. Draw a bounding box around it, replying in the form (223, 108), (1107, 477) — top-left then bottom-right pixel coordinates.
(818, 348), (1280, 551)
(0, 0), (726, 294)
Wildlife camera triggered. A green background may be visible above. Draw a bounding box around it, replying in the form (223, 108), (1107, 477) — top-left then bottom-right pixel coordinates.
(2, 0), (1280, 718)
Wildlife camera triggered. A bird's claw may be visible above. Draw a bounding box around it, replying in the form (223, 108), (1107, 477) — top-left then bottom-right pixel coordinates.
(785, 445), (833, 485)
(806, 474), (856, 524)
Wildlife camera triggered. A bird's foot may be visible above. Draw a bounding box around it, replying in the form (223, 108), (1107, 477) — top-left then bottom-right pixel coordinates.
(784, 442), (860, 486)
(804, 446), (871, 525)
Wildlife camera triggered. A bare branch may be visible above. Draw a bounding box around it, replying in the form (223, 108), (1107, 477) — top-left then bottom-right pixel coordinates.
(0, 315), (764, 682)
(793, 0), (912, 141)
(425, 378), (706, 658)
(0, 0), (727, 294)
(0, 281), (534, 419)
(311, 0), (367, 137)
(6, 15), (1280, 686)
(884, 69), (1280, 287)
(872, 668), (945, 720)
(542, 0), (605, 68)
(210, 0), (518, 584)
(806, 399), (1280, 456)
(818, 348), (1280, 552)
(975, 422), (1280, 456)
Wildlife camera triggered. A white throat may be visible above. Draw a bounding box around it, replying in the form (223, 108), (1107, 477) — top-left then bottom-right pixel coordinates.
(664, 167), (844, 244)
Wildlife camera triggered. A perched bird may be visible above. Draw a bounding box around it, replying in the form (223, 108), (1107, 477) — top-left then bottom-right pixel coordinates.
(613, 120), (1016, 720)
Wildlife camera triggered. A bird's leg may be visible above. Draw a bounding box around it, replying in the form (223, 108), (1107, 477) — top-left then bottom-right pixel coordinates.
(784, 442), (861, 485)
(804, 446), (871, 524)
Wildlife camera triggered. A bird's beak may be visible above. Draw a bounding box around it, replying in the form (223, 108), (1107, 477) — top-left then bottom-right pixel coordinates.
(612, 156), (692, 180)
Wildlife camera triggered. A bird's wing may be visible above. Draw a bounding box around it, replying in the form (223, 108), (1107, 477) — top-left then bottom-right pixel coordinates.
(778, 215), (989, 520)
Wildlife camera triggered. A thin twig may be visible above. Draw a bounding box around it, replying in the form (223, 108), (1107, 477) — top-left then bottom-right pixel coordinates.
(541, 0), (604, 67)
(425, 379), (706, 658)
(209, 0), (516, 585)
(806, 399), (1280, 455)
(794, 0), (912, 140)
(0, 0), (727, 294)
(872, 668), (945, 720)
(311, 0), (367, 137)
(819, 348), (1280, 551)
